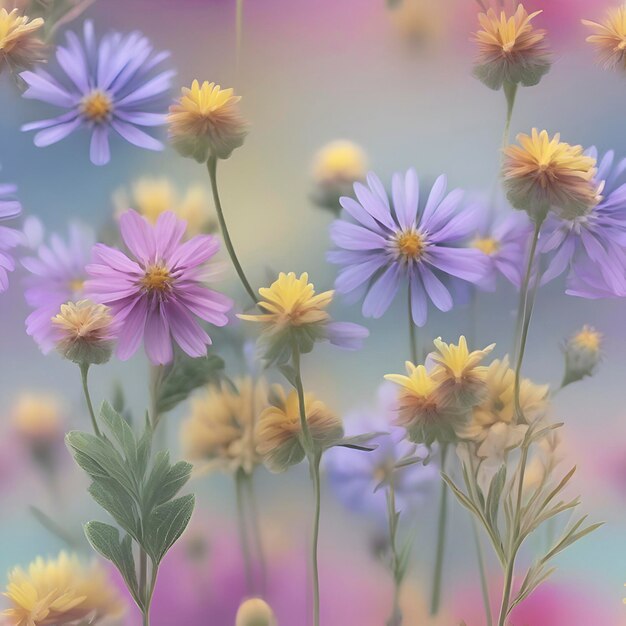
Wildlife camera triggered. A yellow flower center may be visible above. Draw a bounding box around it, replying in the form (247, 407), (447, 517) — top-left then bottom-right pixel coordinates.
(141, 265), (172, 292)
(69, 278), (85, 294)
(80, 90), (112, 122)
(573, 327), (601, 351)
(617, 38), (626, 51)
(472, 236), (500, 256)
(396, 229), (425, 260)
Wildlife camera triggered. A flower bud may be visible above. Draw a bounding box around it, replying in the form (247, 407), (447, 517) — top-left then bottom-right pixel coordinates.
(562, 325), (602, 387)
(235, 598), (277, 626)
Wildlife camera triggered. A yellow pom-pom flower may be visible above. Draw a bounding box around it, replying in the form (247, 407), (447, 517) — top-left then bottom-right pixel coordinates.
(562, 325), (603, 387)
(0, 8), (45, 74)
(167, 80), (248, 162)
(2, 552), (125, 626)
(503, 129), (601, 221)
(256, 386), (343, 473)
(236, 598), (277, 626)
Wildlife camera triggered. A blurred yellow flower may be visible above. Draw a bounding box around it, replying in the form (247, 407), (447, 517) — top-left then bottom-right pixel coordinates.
(0, 8), (45, 74)
(562, 324), (603, 386)
(167, 80), (248, 162)
(52, 300), (116, 366)
(473, 4), (551, 90)
(583, 5), (626, 71)
(11, 392), (63, 443)
(429, 335), (495, 408)
(2, 552), (124, 626)
(503, 129), (601, 220)
(312, 140), (367, 188)
(113, 177), (214, 237)
(385, 362), (463, 445)
(236, 597), (277, 626)
(256, 386), (343, 472)
(181, 378), (267, 475)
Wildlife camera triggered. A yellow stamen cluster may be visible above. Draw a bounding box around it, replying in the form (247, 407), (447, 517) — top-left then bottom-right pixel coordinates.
(256, 386), (343, 473)
(503, 129), (601, 220)
(52, 300), (116, 365)
(473, 4), (551, 89)
(181, 378), (266, 475)
(571, 325), (602, 352)
(472, 236), (500, 256)
(583, 5), (626, 71)
(141, 264), (172, 293)
(0, 8), (45, 74)
(395, 229), (425, 261)
(2, 552), (125, 626)
(80, 90), (113, 123)
(167, 80), (248, 161)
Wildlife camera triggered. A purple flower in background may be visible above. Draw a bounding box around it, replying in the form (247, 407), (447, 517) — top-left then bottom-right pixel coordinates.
(468, 197), (531, 292)
(0, 174), (22, 292)
(20, 21), (174, 165)
(86, 210), (232, 365)
(328, 169), (487, 326)
(325, 384), (437, 522)
(540, 148), (626, 298)
(22, 219), (94, 353)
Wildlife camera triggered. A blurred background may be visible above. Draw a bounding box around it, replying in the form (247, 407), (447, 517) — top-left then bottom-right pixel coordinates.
(1, 0), (625, 624)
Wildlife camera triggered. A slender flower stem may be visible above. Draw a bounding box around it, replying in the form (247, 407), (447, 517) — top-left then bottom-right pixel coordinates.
(386, 478), (403, 626)
(472, 520), (493, 626)
(291, 342), (314, 451)
(235, 469), (255, 593)
(497, 555), (516, 626)
(207, 156), (258, 306)
(502, 81), (518, 149)
(79, 363), (101, 437)
(430, 442), (449, 615)
(407, 282), (418, 363)
(149, 364), (164, 432)
(245, 472), (268, 595)
(310, 452), (322, 626)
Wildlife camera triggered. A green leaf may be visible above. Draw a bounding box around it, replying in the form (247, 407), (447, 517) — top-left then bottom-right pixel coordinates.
(143, 452), (192, 511)
(99, 401), (137, 464)
(144, 494), (195, 563)
(88, 479), (140, 540)
(84, 521), (141, 607)
(486, 465), (506, 530)
(30, 506), (82, 550)
(333, 432), (385, 452)
(157, 354), (224, 414)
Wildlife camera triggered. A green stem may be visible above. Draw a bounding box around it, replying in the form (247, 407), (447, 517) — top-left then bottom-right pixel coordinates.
(430, 442), (449, 615)
(472, 520), (493, 626)
(235, 469), (255, 593)
(310, 452), (322, 626)
(497, 554), (516, 626)
(502, 81), (518, 149)
(291, 341), (314, 452)
(386, 479), (403, 626)
(207, 156), (257, 306)
(245, 472), (268, 594)
(149, 364), (164, 432)
(79, 363), (101, 437)
(408, 282), (418, 364)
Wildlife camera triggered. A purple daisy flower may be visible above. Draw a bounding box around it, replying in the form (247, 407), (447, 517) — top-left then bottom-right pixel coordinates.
(540, 148), (626, 298)
(468, 196), (531, 292)
(22, 219), (94, 352)
(20, 21), (174, 166)
(325, 383), (437, 523)
(0, 174), (22, 292)
(86, 210), (233, 365)
(328, 169), (487, 326)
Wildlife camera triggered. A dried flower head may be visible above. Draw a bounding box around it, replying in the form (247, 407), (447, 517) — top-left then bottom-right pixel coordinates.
(167, 80), (248, 162)
(256, 386), (343, 473)
(503, 129), (601, 221)
(582, 5), (626, 71)
(429, 335), (495, 408)
(114, 178), (213, 237)
(0, 8), (45, 74)
(562, 325), (603, 387)
(181, 378), (267, 475)
(51, 300), (116, 366)
(2, 551), (125, 626)
(239, 272), (367, 364)
(459, 357), (550, 458)
(385, 362), (465, 446)
(236, 598), (277, 626)
(473, 4), (551, 90)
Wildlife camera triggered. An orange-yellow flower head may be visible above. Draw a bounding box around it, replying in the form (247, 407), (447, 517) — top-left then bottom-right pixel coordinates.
(583, 5), (626, 71)
(473, 4), (551, 90)
(0, 8), (45, 74)
(384, 362), (466, 446)
(52, 300), (116, 365)
(167, 80), (248, 162)
(429, 335), (495, 408)
(562, 325), (603, 386)
(256, 386), (343, 473)
(503, 129), (601, 221)
(236, 598), (277, 626)
(2, 551), (125, 626)
(181, 378), (267, 475)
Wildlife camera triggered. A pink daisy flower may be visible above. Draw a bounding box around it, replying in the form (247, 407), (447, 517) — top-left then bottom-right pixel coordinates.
(86, 210), (232, 365)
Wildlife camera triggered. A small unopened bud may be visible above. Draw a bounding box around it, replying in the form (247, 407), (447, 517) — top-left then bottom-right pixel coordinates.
(235, 598), (277, 626)
(562, 325), (602, 387)
(52, 300), (116, 366)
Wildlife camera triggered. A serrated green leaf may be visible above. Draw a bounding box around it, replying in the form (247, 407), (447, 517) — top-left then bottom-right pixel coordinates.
(99, 401), (136, 461)
(145, 494), (195, 563)
(144, 454), (192, 511)
(88, 479), (140, 540)
(84, 521), (141, 607)
(157, 354), (224, 414)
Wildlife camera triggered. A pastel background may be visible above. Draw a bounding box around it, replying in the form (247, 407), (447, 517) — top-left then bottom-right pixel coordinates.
(1, 0), (625, 624)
